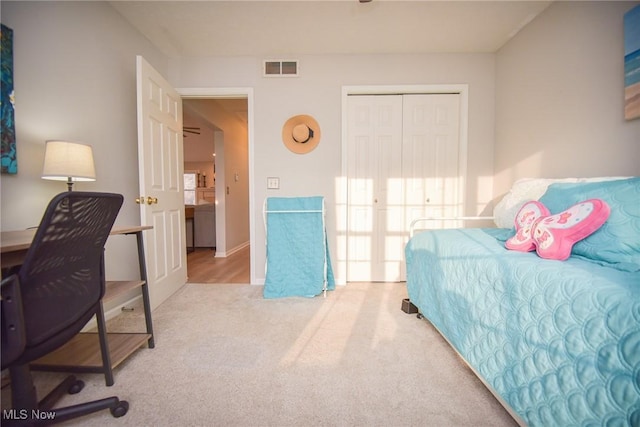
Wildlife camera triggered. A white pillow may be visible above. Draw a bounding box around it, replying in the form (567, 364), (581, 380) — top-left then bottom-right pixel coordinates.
(492, 177), (628, 228)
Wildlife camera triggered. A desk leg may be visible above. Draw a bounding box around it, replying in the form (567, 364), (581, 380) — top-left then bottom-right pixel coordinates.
(186, 217), (195, 253)
(96, 302), (114, 386)
(191, 218), (195, 252)
(134, 231), (155, 349)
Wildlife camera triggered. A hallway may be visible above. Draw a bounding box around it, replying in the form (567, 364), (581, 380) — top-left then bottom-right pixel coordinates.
(186, 246), (250, 284)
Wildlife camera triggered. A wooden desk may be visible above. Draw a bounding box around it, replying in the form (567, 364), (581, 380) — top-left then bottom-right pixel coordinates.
(1, 225), (155, 386)
(1, 225), (152, 268)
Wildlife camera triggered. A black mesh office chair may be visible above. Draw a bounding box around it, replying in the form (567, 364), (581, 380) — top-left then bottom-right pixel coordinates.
(1, 192), (129, 425)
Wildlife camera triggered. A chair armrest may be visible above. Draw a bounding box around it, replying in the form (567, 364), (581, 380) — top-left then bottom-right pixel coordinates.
(1, 274), (26, 368)
(409, 216), (494, 238)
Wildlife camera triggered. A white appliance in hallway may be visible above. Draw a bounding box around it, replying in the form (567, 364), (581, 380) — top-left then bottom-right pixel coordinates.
(194, 203), (216, 248)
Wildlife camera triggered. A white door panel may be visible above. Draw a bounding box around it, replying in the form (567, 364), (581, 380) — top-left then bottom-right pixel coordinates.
(347, 95), (403, 282)
(403, 94), (462, 221)
(136, 56), (187, 310)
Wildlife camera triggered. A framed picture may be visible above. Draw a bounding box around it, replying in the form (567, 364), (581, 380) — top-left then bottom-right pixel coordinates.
(1, 24), (17, 173)
(624, 5), (640, 120)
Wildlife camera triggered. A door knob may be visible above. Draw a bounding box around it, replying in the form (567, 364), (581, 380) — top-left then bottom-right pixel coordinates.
(135, 196), (158, 205)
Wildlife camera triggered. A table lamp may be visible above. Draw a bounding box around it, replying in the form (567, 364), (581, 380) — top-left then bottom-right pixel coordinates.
(42, 140), (96, 191)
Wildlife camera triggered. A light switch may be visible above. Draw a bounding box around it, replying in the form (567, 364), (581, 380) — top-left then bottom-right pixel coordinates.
(267, 177), (280, 189)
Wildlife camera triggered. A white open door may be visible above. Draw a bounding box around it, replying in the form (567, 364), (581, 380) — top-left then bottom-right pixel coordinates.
(136, 55), (187, 310)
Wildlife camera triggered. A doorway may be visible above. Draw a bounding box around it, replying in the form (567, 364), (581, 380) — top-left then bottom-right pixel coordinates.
(181, 96), (251, 284)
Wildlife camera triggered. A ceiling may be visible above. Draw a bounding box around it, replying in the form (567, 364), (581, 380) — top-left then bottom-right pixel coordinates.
(183, 103), (218, 162)
(110, 0), (553, 58)
(183, 99), (249, 161)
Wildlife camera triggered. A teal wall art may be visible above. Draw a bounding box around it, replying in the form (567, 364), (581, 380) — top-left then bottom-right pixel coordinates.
(1, 24), (16, 174)
(624, 5), (640, 120)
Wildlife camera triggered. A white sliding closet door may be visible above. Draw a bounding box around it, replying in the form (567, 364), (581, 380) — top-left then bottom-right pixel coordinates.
(346, 95), (403, 282)
(346, 93), (461, 282)
(403, 94), (462, 227)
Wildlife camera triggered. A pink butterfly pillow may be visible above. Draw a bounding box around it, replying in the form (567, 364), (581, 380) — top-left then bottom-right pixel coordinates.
(505, 199), (611, 260)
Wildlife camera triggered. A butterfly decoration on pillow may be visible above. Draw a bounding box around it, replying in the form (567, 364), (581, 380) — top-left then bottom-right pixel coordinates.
(505, 199), (610, 260)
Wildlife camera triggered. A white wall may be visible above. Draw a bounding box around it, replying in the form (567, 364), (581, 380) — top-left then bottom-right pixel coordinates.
(183, 107), (217, 163)
(0, 2), (167, 292)
(173, 53), (497, 283)
(494, 1), (640, 198)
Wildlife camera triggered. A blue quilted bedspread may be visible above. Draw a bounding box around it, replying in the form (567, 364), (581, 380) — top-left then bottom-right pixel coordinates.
(405, 228), (640, 426)
(264, 197), (335, 298)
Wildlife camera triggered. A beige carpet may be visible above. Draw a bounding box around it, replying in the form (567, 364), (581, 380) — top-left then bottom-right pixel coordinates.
(2, 283), (517, 426)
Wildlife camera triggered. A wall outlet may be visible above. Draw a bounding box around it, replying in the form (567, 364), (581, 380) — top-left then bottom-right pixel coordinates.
(267, 177), (280, 189)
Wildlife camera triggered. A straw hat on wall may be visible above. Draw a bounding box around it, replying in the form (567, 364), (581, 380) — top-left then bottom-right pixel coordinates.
(282, 114), (321, 154)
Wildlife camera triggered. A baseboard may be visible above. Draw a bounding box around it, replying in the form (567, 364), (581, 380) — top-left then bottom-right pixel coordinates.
(215, 240), (249, 258)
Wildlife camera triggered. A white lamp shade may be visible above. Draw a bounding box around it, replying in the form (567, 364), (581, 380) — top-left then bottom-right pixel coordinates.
(42, 140), (96, 182)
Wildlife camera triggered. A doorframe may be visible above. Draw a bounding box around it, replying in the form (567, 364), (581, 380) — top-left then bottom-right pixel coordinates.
(340, 84), (469, 283)
(177, 87), (257, 284)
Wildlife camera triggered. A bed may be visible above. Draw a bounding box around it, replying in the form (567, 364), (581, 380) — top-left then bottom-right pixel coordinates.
(404, 177), (640, 426)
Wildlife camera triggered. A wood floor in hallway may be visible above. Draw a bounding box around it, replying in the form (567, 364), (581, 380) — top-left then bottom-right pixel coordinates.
(186, 246), (250, 284)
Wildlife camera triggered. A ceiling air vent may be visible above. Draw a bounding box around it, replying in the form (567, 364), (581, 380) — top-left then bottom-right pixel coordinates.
(263, 60), (299, 77)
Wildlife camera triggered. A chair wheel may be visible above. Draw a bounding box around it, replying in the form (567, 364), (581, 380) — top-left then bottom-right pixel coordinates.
(110, 400), (129, 418)
(68, 379), (85, 394)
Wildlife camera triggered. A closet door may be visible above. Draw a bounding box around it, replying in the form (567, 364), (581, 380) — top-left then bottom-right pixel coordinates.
(403, 94), (462, 228)
(346, 93), (462, 283)
(346, 95), (403, 282)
